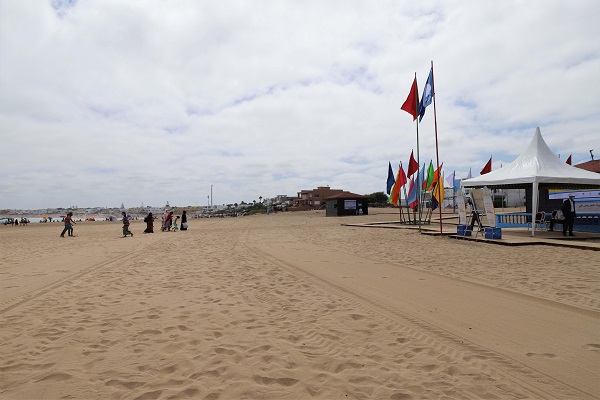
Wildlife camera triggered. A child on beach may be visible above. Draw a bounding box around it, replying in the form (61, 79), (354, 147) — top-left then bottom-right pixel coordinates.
(122, 211), (133, 237)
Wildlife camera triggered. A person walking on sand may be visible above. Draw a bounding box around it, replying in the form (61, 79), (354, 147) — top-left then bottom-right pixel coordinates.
(164, 211), (173, 231)
(561, 194), (576, 236)
(68, 216), (75, 236)
(122, 211), (133, 237)
(60, 212), (75, 237)
(144, 212), (154, 233)
(161, 209), (169, 231)
(180, 210), (188, 231)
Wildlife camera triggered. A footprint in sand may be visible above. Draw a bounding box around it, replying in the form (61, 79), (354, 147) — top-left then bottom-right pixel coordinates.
(252, 375), (299, 387)
(139, 329), (162, 335)
(584, 343), (600, 352)
(36, 372), (72, 382)
(214, 347), (236, 355)
(525, 352), (557, 358)
(349, 314), (365, 320)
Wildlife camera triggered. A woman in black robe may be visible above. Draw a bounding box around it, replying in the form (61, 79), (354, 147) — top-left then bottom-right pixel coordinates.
(144, 212), (154, 233)
(180, 210), (188, 230)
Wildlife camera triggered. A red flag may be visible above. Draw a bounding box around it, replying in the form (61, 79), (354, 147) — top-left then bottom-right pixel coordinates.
(566, 155), (572, 165)
(480, 156), (492, 175)
(397, 164), (407, 188)
(406, 150), (418, 178)
(401, 77), (419, 121)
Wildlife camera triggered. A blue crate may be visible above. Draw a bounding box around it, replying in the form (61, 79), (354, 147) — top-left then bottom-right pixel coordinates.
(457, 225), (472, 237)
(484, 227), (502, 239)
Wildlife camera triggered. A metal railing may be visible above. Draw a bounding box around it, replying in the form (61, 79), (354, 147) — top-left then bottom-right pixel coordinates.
(496, 212), (600, 232)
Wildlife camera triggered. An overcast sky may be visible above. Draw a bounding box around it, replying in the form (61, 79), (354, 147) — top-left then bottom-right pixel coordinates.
(1, 0), (598, 210)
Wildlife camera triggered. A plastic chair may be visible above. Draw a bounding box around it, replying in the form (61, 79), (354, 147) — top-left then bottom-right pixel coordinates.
(528, 211), (547, 230)
(548, 210), (563, 231)
(536, 211), (547, 230)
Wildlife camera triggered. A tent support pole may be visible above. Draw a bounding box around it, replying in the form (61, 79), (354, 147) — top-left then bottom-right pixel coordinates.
(531, 181), (539, 237)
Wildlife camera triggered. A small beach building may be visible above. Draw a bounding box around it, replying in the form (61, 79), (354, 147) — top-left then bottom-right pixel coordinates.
(324, 192), (368, 217)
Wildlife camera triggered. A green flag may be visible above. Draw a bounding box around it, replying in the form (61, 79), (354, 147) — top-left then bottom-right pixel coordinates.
(423, 160), (434, 190)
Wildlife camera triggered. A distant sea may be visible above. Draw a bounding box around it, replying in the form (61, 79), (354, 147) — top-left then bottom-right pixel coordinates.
(12, 217), (113, 223)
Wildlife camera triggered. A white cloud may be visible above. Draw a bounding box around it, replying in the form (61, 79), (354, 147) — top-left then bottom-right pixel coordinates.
(1, 0), (599, 209)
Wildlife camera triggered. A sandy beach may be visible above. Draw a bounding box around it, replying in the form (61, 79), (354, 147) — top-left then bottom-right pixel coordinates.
(1, 210), (598, 399)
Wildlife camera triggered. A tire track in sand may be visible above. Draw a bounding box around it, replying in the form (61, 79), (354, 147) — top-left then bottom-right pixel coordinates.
(246, 243), (594, 400)
(0, 242), (157, 315)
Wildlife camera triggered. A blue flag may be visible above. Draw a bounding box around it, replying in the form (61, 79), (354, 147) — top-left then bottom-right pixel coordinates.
(453, 178), (461, 192)
(386, 162), (395, 195)
(407, 177), (418, 206)
(419, 163), (426, 192)
(418, 68), (434, 122)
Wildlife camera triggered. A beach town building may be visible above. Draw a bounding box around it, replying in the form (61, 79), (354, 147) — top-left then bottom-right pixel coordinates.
(265, 195), (295, 207)
(325, 192), (369, 216)
(575, 159), (600, 173)
(294, 186), (344, 208)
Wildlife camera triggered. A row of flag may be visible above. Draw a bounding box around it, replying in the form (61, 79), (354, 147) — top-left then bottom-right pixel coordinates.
(386, 151), (445, 210)
(386, 151), (575, 206)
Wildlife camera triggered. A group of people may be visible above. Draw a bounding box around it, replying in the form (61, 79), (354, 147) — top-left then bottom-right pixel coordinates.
(58, 210), (189, 238)
(4, 218), (30, 226)
(134, 210), (188, 235)
(157, 210), (187, 232)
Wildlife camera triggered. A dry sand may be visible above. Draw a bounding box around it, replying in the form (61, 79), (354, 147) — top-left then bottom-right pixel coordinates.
(1, 210), (598, 399)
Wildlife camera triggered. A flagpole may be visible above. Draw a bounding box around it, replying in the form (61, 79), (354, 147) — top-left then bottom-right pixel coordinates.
(414, 72), (422, 232)
(452, 170), (456, 214)
(402, 186), (411, 223)
(397, 164), (404, 223)
(418, 163), (425, 225)
(431, 60), (443, 234)
(398, 162), (407, 223)
(398, 200), (403, 222)
(442, 170), (446, 211)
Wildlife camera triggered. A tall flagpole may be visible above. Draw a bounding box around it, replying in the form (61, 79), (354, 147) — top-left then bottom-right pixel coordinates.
(402, 184), (411, 223)
(398, 163), (405, 223)
(452, 170), (456, 214)
(414, 72), (422, 232)
(431, 60), (443, 233)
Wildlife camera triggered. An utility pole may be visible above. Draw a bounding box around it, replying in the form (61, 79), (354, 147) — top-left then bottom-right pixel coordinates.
(211, 185), (213, 207)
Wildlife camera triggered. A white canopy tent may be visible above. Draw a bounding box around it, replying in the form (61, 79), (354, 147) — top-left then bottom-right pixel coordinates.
(461, 127), (600, 236)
